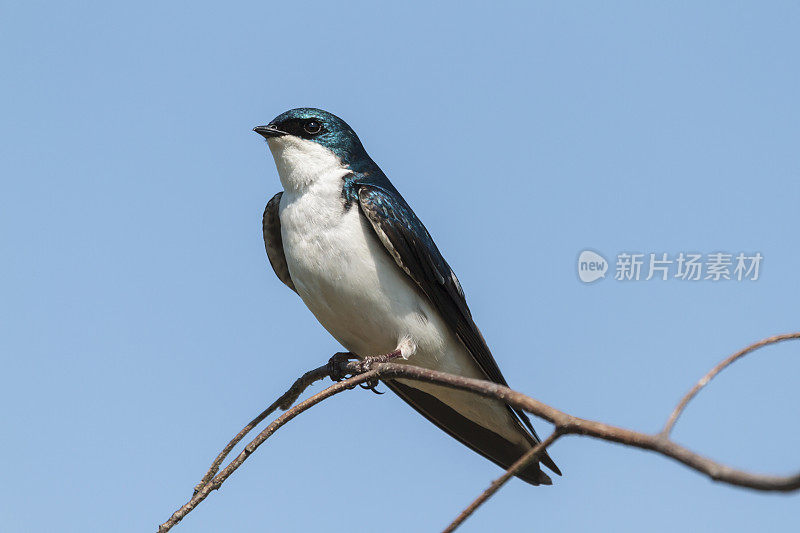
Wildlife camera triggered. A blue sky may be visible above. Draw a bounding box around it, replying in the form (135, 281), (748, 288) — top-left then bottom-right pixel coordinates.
(2, 1), (799, 531)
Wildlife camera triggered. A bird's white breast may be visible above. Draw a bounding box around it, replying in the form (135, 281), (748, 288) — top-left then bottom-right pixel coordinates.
(267, 135), (434, 358)
(265, 136), (526, 444)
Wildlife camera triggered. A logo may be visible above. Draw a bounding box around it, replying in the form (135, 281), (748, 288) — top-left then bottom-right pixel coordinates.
(576, 250), (762, 283)
(578, 250), (608, 283)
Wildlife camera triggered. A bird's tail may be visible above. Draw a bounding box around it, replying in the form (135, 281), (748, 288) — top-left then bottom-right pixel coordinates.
(386, 380), (557, 485)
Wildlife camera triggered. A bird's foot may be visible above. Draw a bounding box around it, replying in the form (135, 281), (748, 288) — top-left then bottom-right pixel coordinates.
(326, 350), (403, 395)
(327, 352), (358, 382)
(355, 350), (403, 372)
(354, 350), (403, 394)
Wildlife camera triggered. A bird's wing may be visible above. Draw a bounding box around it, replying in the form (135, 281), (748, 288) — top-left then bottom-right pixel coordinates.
(356, 183), (560, 476)
(262, 192), (296, 292)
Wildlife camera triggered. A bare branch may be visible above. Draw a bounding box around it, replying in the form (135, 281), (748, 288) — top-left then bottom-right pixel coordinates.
(161, 351), (402, 532)
(159, 369), (383, 532)
(158, 333), (800, 533)
(364, 359), (800, 493)
(192, 351), (401, 495)
(661, 332), (800, 437)
(192, 363), (330, 494)
(443, 431), (563, 533)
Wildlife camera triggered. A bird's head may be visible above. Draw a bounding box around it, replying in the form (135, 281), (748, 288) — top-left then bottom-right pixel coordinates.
(254, 108), (370, 191)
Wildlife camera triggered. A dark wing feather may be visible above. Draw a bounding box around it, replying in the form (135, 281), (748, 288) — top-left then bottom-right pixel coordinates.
(357, 183), (560, 476)
(262, 192), (296, 292)
(384, 380), (551, 485)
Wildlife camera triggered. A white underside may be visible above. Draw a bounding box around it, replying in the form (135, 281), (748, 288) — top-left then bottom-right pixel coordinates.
(267, 136), (526, 446)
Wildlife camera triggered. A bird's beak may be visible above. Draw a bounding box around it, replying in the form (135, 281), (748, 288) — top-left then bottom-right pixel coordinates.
(253, 124), (287, 139)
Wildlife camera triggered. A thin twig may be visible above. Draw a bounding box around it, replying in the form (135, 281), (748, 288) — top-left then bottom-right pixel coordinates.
(661, 332), (800, 437)
(443, 431), (563, 533)
(163, 351), (403, 532)
(365, 361), (800, 491)
(159, 369), (382, 532)
(193, 364), (330, 494)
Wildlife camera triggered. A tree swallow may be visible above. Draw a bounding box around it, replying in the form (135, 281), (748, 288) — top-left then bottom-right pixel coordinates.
(254, 108), (560, 485)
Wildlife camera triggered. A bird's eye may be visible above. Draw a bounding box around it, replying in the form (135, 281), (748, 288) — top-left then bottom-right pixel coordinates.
(304, 120), (322, 135)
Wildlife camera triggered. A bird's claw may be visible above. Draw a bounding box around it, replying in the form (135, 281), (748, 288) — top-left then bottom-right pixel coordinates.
(352, 352), (398, 394)
(359, 377), (385, 394)
(327, 352), (392, 394)
(327, 352), (358, 382)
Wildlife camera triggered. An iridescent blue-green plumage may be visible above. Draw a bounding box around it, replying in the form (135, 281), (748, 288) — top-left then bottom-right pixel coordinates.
(268, 108), (371, 171)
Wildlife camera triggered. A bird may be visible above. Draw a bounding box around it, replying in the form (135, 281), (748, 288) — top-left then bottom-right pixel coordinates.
(254, 108), (560, 485)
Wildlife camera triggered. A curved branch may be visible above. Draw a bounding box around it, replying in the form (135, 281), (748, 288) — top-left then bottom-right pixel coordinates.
(158, 333), (800, 533)
(443, 431), (563, 533)
(366, 360), (800, 492)
(661, 332), (800, 437)
(161, 352), (400, 532)
(158, 368), (383, 533)
(192, 363), (331, 494)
